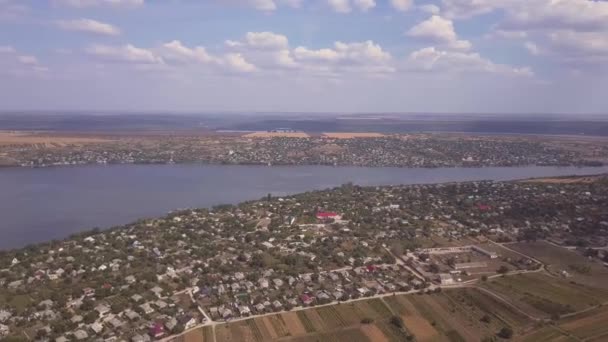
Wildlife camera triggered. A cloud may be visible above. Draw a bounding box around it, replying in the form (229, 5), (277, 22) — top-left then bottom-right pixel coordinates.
(326, 0), (375, 13)
(419, 4), (439, 14)
(223, 53), (257, 72)
(407, 15), (471, 50)
(407, 46), (533, 76)
(390, 0), (414, 12)
(0, 46), (48, 76)
(248, 0), (276, 11)
(328, 0), (351, 13)
(354, 0), (376, 12)
(524, 42), (540, 56)
(227, 31), (290, 50)
(86, 44), (163, 64)
(161, 40), (219, 64)
(55, 18), (121, 36)
(0, 45), (16, 53)
(0, 0), (28, 20)
(53, 0), (144, 8)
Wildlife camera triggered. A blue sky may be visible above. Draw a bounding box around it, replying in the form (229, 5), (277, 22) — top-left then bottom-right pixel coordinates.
(0, 0), (607, 113)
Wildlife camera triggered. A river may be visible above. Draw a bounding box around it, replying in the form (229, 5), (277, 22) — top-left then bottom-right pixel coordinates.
(1, 164), (607, 250)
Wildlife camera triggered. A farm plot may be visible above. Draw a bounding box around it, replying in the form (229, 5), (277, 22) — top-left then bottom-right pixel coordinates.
(558, 306), (608, 340)
(510, 241), (608, 289)
(519, 326), (575, 342)
(482, 273), (608, 318)
(444, 288), (531, 332)
(284, 326), (372, 342)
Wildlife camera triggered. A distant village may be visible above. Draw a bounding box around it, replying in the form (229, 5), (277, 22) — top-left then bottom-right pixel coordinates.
(1, 133), (605, 169)
(1, 175), (607, 341)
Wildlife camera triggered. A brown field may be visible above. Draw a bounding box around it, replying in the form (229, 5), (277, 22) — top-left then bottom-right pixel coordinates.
(243, 131), (310, 138)
(559, 306), (608, 340)
(360, 324), (389, 342)
(482, 272), (608, 319)
(402, 315), (438, 341)
(183, 328), (205, 342)
(282, 311), (307, 336)
(519, 175), (603, 184)
(322, 132), (385, 139)
(509, 241), (608, 289)
(0, 131), (110, 146)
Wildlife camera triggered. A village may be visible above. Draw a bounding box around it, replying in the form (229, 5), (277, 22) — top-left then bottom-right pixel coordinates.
(0, 175), (607, 341)
(1, 133), (605, 169)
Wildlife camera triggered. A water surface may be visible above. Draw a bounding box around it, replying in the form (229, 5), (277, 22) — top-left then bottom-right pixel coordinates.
(1, 164), (607, 250)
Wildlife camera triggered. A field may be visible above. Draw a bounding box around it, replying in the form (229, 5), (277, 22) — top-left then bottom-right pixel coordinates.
(190, 288), (539, 342)
(481, 272), (608, 319)
(509, 241), (608, 289)
(243, 131), (310, 138)
(322, 132), (385, 139)
(0, 131), (110, 147)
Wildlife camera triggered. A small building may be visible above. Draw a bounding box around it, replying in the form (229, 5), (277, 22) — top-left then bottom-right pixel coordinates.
(453, 262), (487, 270)
(438, 273), (455, 285)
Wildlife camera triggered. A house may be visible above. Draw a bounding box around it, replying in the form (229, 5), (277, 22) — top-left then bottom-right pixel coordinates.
(125, 309), (140, 321)
(74, 330), (89, 340)
(316, 212), (340, 221)
(272, 300), (283, 310)
(0, 310), (11, 323)
(255, 303), (265, 313)
(139, 303), (154, 315)
(55, 336), (69, 342)
(239, 306), (251, 316)
(71, 315), (83, 324)
(125, 275), (136, 284)
(149, 322), (165, 338)
(0, 324), (9, 337)
(300, 294), (314, 306)
(131, 334), (150, 342)
(258, 278), (269, 288)
(165, 317), (178, 331)
(179, 315), (197, 330)
(83, 287), (95, 297)
(95, 304), (111, 317)
(272, 278), (284, 288)
(131, 294), (143, 302)
(150, 286), (163, 297)
(109, 318), (124, 329)
(438, 273), (455, 285)
(90, 322), (104, 334)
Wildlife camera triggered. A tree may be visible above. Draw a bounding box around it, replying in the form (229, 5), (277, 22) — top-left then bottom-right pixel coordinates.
(497, 266), (509, 274)
(481, 275), (488, 282)
(497, 327), (513, 339)
(390, 315), (404, 329)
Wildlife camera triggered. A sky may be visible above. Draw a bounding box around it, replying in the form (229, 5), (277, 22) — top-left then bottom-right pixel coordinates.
(0, 0), (607, 114)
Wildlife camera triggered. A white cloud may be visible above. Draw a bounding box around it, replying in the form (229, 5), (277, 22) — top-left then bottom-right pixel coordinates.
(86, 44), (163, 64)
(407, 46), (533, 76)
(407, 15), (471, 50)
(237, 32), (290, 50)
(390, 0), (414, 12)
(161, 40), (219, 64)
(419, 4), (439, 14)
(354, 0), (376, 12)
(223, 53), (257, 72)
(0, 46), (48, 77)
(328, 0), (351, 13)
(248, 0), (276, 11)
(55, 18), (121, 36)
(0, 0), (28, 20)
(53, 0), (144, 8)
(18, 55), (38, 65)
(0, 45), (16, 53)
(524, 41), (540, 56)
